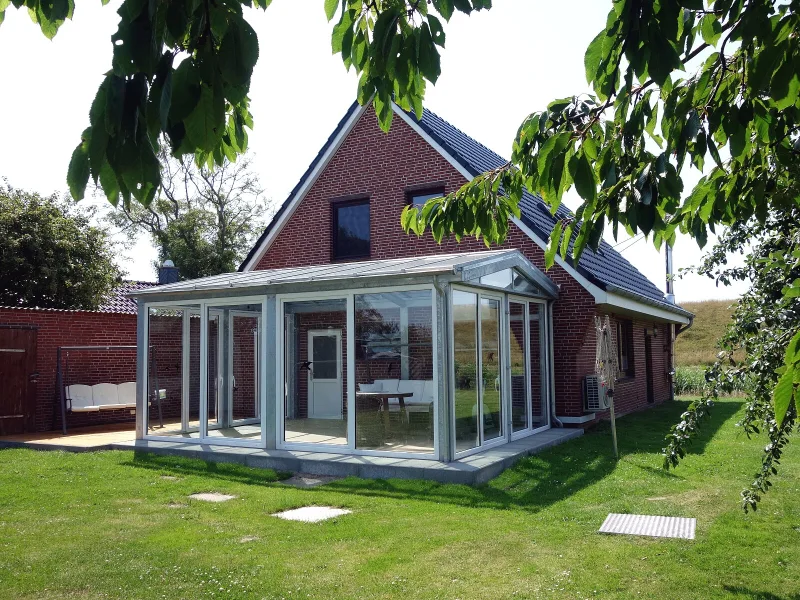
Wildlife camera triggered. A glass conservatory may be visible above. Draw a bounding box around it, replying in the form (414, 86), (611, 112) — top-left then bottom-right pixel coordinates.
(132, 250), (558, 461)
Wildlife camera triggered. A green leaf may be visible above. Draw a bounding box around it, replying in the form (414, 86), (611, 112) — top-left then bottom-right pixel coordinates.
(159, 69), (173, 130)
(184, 84), (225, 152)
(169, 60), (201, 124)
(432, 0), (454, 20)
(417, 23), (441, 84)
(428, 14), (445, 47)
(699, 14), (721, 46)
(98, 159), (120, 206)
(324, 0), (338, 21)
(773, 366), (795, 427)
(572, 152), (596, 203)
(219, 17), (259, 87)
(584, 30), (604, 84)
(545, 220), (563, 269)
(67, 129), (91, 201)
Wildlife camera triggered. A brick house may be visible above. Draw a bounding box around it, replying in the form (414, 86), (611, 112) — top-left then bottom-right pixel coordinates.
(240, 101), (693, 423)
(130, 101), (692, 471)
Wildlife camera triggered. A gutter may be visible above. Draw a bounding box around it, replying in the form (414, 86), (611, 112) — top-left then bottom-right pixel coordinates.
(604, 284), (695, 319)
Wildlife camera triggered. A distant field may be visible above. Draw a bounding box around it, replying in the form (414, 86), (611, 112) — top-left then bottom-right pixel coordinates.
(675, 299), (737, 366)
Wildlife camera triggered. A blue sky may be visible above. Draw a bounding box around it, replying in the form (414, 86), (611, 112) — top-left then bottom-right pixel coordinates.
(0, 1), (749, 303)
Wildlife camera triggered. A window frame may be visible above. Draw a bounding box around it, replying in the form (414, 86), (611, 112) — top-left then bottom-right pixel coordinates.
(331, 197), (371, 261)
(616, 319), (635, 377)
(406, 186), (445, 210)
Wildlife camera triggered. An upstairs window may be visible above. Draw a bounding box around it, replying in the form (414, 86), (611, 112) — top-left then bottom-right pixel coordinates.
(408, 188), (444, 210)
(616, 320), (635, 377)
(332, 199), (370, 260)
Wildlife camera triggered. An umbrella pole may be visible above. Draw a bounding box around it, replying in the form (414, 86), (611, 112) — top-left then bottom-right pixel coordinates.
(608, 390), (619, 459)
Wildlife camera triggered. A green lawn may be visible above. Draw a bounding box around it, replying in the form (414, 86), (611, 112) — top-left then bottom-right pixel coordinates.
(1, 398), (799, 599)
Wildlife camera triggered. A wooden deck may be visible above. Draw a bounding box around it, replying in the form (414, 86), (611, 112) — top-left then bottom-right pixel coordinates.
(0, 423), (136, 449)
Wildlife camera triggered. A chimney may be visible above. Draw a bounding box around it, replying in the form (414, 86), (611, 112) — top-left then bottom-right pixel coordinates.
(665, 244), (675, 304)
(158, 259), (179, 285)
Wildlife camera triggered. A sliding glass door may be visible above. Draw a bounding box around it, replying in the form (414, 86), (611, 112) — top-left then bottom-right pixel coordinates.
(453, 289), (550, 456)
(508, 297), (550, 439)
(452, 289), (505, 454)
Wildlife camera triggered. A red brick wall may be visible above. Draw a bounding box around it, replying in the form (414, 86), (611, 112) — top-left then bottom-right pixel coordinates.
(254, 107), (668, 420)
(0, 307), (139, 431)
(598, 312), (673, 416)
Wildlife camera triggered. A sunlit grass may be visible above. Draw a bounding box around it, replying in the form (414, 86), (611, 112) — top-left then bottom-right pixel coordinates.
(1, 397), (798, 599)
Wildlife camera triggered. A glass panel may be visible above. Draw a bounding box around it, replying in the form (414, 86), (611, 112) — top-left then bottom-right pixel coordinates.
(509, 301), (529, 432)
(334, 201), (370, 259)
(410, 191), (442, 208)
(207, 312), (220, 431)
(312, 336), (338, 379)
(147, 305), (201, 438)
(355, 291), (434, 454)
(481, 297), (502, 441)
(284, 299), (347, 445)
(529, 303), (547, 428)
(227, 307), (262, 442)
(453, 290), (479, 453)
(479, 269), (513, 289)
(512, 272), (545, 295)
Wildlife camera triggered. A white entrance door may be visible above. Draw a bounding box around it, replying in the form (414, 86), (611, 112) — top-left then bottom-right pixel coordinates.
(307, 330), (342, 419)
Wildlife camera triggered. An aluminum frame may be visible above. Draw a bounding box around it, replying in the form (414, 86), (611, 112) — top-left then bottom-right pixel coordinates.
(275, 284), (440, 460)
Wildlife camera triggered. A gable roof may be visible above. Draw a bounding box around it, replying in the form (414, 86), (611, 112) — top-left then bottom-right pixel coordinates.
(413, 109), (673, 308)
(241, 101), (688, 318)
(99, 280), (157, 314)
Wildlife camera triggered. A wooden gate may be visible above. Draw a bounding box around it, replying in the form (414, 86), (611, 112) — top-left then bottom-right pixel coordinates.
(0, 326), (38, 435)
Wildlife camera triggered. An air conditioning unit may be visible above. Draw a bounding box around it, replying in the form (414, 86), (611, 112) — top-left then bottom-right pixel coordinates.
(584, 375), (610, 411)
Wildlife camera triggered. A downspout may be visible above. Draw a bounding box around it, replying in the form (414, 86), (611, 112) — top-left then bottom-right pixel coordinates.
(548, 301), (563, 428)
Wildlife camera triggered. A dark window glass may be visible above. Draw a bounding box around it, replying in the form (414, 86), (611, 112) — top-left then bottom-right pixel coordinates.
(333, 200), (370, 259)
(616, 320), (635, 376)
(409, 190), (443, 209)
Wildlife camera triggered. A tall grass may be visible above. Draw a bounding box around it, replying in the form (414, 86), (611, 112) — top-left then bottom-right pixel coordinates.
(674, 365), (748, 396)
(675, 299), (737, 366)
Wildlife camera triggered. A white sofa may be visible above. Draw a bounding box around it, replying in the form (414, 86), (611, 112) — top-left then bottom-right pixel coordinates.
(65, 382), (139, 412)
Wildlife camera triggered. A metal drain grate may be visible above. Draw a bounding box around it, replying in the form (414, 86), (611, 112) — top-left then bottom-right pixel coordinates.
(599, 513), (696, 539)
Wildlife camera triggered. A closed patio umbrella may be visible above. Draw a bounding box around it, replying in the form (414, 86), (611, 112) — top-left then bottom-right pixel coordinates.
(594, 316), (620, 458)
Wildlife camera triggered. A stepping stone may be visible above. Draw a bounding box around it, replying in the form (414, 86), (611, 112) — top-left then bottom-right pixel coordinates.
(239, 536), (259, 543)
(280, 474), (341, 488)
(599, 513), (696, 539)
(189, 492), (237, 503)
(272, 506), (351, 523)
(160, 475), (179, 481)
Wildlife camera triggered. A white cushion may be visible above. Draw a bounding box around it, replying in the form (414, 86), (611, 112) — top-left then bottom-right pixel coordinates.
(118, 382), (136, 405)
(92, 383), (119, 406)
(420, 380), (435, 403)
(98, 403), (131, 411)
(71, 405), (100, 413)
(375, 379), (399, 393)
(397, 380), (426, 403)
(66, 385), (93, 409)
(358, 382), (383, 392)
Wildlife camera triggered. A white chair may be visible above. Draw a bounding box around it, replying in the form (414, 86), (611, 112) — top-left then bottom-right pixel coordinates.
(358, 382), (383, 393)
(116, 382), (137, 409)
(92, 383), (121, 410)
(375, 379), (399, 393)
(66, 385), (98, 412)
